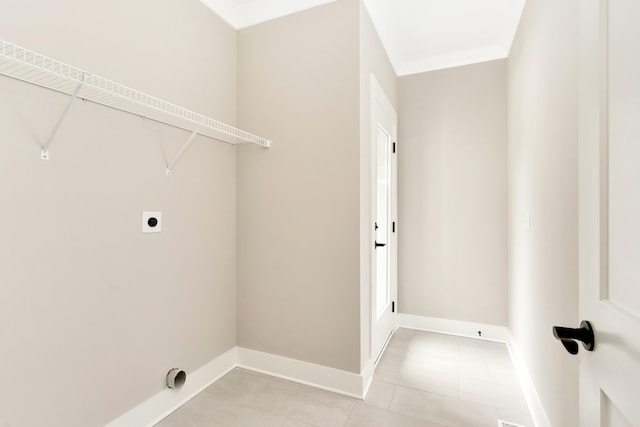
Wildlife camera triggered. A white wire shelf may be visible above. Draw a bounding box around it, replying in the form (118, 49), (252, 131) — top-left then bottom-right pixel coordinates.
(0, 39), (272, 152)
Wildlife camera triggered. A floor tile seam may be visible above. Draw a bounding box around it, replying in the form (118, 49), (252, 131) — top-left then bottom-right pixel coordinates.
(456, 395), (529, 413)
(487, 372), (520, 382)
(376, 372), (511, 402)
(378, 358), (465, 368)
(376, 405), (449, 427)
(266, 401), (340, 427)
(377, 380), (461, 400)
(200, 383), (344, 425)
(459, 378), (529, 398)
(200, 379), (275, 398)
(384, 406), (454, 427)
(390, 383), (505, 413)
(458, 381), (529, 399)
(370, 377), (397, 387)
(386, 383), (398, 410)
(203, 372), (358, 410)
(387, 402), (506, 427)
(266, 411), (322, 427)
(374, 377), (460, 397)
(209, 393), (295, 423)
(169, 393), (302, 426)
(338, 406), (354, 427)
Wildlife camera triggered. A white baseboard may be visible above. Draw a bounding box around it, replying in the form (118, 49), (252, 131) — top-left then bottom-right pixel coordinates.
(360, 358), (375, 398)
(105, 347), (237, 427)
(398, 313), (508, 342)
(236, 347), (365, 399)
(106, 346), (368, 426)
(506, 334), (552, 427)
(105, 328), (550, 427)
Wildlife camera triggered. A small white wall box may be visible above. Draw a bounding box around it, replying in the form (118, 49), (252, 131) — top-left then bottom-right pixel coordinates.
(142, 211), (162, 233)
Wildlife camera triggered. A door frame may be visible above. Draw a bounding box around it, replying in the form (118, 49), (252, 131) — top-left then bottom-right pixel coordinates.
(369, 74), (398, 363)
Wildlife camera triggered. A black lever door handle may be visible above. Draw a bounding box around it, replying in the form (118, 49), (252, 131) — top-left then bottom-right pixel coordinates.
(375, 241), (386, 248)
(552, 320), (595, 355)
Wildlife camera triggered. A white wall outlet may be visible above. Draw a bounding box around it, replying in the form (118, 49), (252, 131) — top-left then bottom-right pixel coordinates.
(142, 211), (162, 233)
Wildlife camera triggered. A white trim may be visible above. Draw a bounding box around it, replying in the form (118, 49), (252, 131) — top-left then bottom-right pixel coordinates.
(236, 347), (365, 398)
(105, 347), (237, 427)
(361, 358), (375, 398)
(398, 313), (508, 342)
(377, 327), (396, 364)
(506, 334), (552, 427)
(369, 74), (398, 124)
(369, 73), (399, 365)
(106, 346), (370, 425)
(105, 330), (550, 427)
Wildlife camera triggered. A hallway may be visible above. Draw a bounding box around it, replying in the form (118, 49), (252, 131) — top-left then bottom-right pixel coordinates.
(157, 329), (533, 426)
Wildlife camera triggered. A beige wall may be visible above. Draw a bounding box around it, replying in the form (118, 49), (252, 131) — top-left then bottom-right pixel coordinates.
(236, 0), (362, 373)
(0, 1), (238, 426)
(359, 3), (398, 369)
(3, 2), (585, 425)
(397, 60), (508, 326)
(507, 0), (580, 425)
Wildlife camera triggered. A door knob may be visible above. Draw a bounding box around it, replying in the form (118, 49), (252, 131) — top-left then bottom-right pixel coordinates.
(375, 241), (386, 248)
(552, 320), (595, 355)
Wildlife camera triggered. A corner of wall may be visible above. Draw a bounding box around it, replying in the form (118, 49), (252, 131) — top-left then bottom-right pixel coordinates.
(506, 334), (552, 427)
(357, 0), (399, 374)
(506, 0), (580, 424)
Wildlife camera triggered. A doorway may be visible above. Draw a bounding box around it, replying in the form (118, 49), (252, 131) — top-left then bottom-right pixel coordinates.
(370, 75), (398, 363)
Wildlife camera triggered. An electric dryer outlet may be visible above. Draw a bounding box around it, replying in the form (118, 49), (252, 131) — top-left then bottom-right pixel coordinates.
(142, 211), (162, 233)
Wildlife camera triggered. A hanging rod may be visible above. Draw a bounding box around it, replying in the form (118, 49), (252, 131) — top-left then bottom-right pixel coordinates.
(0, 39), (272, 154)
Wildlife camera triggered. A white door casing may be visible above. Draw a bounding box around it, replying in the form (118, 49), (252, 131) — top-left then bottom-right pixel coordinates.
(370, 74), (398, 363)
(579, 1), (640, 426)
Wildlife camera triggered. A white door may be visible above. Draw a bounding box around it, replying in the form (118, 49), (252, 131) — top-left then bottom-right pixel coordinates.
(578, 1), (640, 426)
(370, 75), (397, 363)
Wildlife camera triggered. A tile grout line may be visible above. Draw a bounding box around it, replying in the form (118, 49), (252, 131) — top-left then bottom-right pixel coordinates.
(386, 384), (397, 410)
(373, 331), (532, 426)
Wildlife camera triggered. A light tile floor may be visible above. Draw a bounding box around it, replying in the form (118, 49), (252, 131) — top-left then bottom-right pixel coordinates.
(156, 329), (534, 427)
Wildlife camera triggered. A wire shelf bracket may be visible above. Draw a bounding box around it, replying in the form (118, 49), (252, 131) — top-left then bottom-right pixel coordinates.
(166, 127), (200, 176)
(0, 39), (272, 169)
(40, 77), (84, 160)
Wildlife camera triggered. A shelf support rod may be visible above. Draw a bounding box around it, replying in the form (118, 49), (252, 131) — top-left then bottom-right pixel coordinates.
(41, 78), (84, 160)
(166, 127), (200, 175)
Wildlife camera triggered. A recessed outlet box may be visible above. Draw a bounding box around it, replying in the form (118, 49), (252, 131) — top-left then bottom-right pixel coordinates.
(142, 211), (162, 233)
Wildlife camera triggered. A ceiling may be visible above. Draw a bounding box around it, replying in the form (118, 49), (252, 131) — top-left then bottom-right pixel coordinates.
(200, 0), (525, 76)
(199, 0), (337, 29)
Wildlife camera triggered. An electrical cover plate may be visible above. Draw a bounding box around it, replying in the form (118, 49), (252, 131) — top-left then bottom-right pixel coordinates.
(142, 211), (162, 233)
